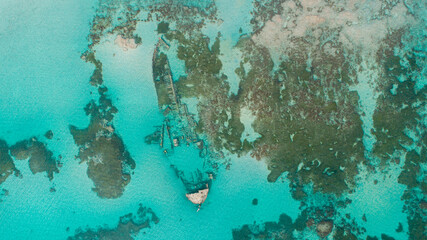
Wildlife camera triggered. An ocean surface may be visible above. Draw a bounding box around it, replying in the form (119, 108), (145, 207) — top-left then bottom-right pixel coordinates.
(0, 0), (425, 239)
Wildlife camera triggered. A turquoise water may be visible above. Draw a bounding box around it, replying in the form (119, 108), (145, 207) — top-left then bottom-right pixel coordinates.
(0, 0), (96, 143)
(0, 1), (298, 239)
(0, 0), (425, 239)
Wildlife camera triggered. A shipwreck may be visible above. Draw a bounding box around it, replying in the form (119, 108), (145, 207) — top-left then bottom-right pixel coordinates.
(186, 184), (209, 212)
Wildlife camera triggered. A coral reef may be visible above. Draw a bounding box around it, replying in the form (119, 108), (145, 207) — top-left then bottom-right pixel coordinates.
(373, 30), (426, 163)
(44, 130), (53, 140)
(232, 214), (295, 240)
(74, 0), (427, 237)
(70, 96), (135, 199)
(9, 138), (59, 180)
(371, 13), (426, 239)
(81, 51), (104, 87)
(235, 36), (364, 195)
(68, 204), (159, 240)
(74, 1), (143, 199)
(0, 140), (18, 185)
(168, 31), (245, 154)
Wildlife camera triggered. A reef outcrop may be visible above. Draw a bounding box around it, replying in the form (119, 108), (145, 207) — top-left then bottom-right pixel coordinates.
(232, 213), (295, 240)
(70, 99), (135, 199)
(0, 140), (18, 185)
(68, 204), (159, 240)
(10, 138), (58, 180)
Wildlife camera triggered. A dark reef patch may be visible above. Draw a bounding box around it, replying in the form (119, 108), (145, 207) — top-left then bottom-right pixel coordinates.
(252, 198), (258, 205)
(68, 204), (159, 240)
(334, 226), (358, 240)
(76, 5), (140, 199)
(373, 29), (426, 162)
(82, 52), (104, 86)
(70, 98), (135, 199)
(69, 56), (134, 199)
(166, 31), (222, 75)
(372, 78), (425, 161)
(9, 138), (59, 180)
(380, 234), (396, 240)
(0, 140), (18, 185)
(235, 37), (364, 196)
(374, 30), (427, 239)
(232, 213), (295, 240)
(157, 21), (169, 34)
(44, 130), (53, 140)
(79, 2), (426, 238)
(251, 0), (285, 33)
(168, 31), (245, 155)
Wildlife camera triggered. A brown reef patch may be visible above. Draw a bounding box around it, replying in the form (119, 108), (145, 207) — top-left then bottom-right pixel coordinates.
(236, 37), (364, 196)
(68, 204), (159, 240)
(0, 140), (19, 185)
(232, 213), (295, 240)
(9, 138), (58, 180)
(70, 98), (135, 199)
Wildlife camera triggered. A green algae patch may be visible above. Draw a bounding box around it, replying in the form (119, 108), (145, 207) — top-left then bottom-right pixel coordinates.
(70, 95), (135, 199)
(78, 134), (135, 199)
(9, 140), (31, 160)
(68, 204), (159, 240)
(0, 140), (18, 185)
(9, 138), (58, 180)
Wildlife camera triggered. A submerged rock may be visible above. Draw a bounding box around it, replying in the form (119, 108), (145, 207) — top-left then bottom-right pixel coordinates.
(44, 130), (54, 140)
(252, 198), (258, 205)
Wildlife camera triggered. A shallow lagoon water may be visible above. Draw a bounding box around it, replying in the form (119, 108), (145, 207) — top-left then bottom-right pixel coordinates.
(1, 0), (425, 239)
(90, 20), (301, 239)
(344, 164), (408, 240)
(0, 0), (96, 143)
(0, 3), (299, 238)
